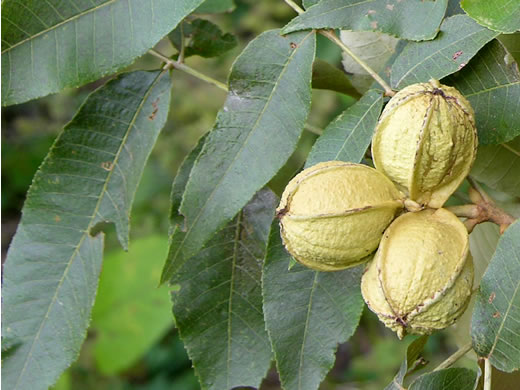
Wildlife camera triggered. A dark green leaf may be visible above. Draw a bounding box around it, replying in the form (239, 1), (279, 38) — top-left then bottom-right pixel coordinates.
(184, 19), (237, 58)
(408, 368), (478, 390)
(161, 134), (207, 284)
(312, 58), (361, 97)
(384, 335), (429, 390)
(498, 33), (520, 64)
(471, 136), (520, 197)
(171, 189), (276, 390)
(391, 15), (499, 89)
(446, 0), (464, 16)
(196, 0), (235, 13)
(305, 89), (383, 168)
(1, 71), (172, 390)
(92, 236), (172, 374)
(461, 0), (520, 33)
(471, 220), (520, 372)
(167, 29), (316, 278)
(263, 223), (364, 390)
(282, 0), (448, 41)
(1, 0), (202, 106)
(446, 40), (520, 144)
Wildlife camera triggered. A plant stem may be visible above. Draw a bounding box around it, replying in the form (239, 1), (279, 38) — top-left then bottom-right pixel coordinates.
(148, 48), (229, 92)
(319, 30), (395, 97)
(305, 123), (323, 135)
(284, 0), (304, 14)
(434, 343), (473, 371)
(445, 205), (481, 219)
(281, 0), (396, 96)
(484, 358), (492, 390)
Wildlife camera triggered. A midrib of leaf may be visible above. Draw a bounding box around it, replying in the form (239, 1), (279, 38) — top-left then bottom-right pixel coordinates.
(502, 143), (520, 157)
(394, 29), (496, 86)
(487, 262), (520, 359)
(227, 211), (242, 389)
(1, 0), (119, 54)
(174, 31), (314, 264)
(333, 96), (381, 160)
(463, 81), (520, 97)
(13, 70), (165, 388)
(298, 272), (318, 390)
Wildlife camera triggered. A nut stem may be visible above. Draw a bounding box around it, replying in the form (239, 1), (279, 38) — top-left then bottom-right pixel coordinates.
(446, 178), (516, 234)
(434, 342), (473, 371)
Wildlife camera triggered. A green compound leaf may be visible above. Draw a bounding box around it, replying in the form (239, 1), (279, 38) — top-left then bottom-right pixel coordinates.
(391, 15), (499, 89)
(92, 236), (172, 375)
(461, 0), (520, 34)
(471, 136), (520, 198)
(167, 29), (315, 279)
(446, 40), (520, 144)
(1, 71), (172, 390)
(171, 189), (276, 390)
(408, 368), (479, 390)
(263, 223), (364, 390)
(471, 220), (520, 373)
(1, 0), (203, 106)
(282, 0), (448, 41)
(305, 89), (383, 168)
(384, 335), (429, 390)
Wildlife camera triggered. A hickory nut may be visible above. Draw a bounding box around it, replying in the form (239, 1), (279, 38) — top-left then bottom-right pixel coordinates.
(361, 208), (474, 339)
(277, 161), (404, 271)
(372, 80), (478, 208)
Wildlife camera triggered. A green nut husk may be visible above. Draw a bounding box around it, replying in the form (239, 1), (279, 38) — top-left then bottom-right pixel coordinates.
(361, 208), (474, 339)
(372, 80), (478, 208)
(277, 161), (404, 271)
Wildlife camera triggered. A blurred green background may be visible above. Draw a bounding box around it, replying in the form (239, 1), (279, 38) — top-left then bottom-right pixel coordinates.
(1, 1), (477, 389)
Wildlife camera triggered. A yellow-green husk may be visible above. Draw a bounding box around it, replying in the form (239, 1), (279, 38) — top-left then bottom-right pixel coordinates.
(371, 80), (477, 208)
(277, 161), (404, 271)
(361, 208), (474, 339)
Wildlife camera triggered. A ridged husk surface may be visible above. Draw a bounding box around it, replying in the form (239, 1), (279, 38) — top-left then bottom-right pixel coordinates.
(372, 80), (477, 208)
(277, 161), (404, 271)
(361, 208), (474, 339)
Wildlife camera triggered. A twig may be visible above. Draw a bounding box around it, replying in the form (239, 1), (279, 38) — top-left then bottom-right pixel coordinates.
(284, 0), (304, 14)
(434, 343), (473, 371)
(282, 0), (396, 96)
(446, 178), (516, 234)
(149, 48), (229, 92)
(484, 358), (492, 390)
(319, 30), (395, 97)
(304, 123), (323, 135)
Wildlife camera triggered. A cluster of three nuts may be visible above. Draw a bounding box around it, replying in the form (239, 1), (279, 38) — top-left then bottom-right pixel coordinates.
(277, 80), (477, 338)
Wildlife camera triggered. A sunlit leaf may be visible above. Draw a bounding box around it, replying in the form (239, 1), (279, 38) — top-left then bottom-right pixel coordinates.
(92, 236), (172, 374)
(461, 0), (520, 33)
(195, 0), (235, 13)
